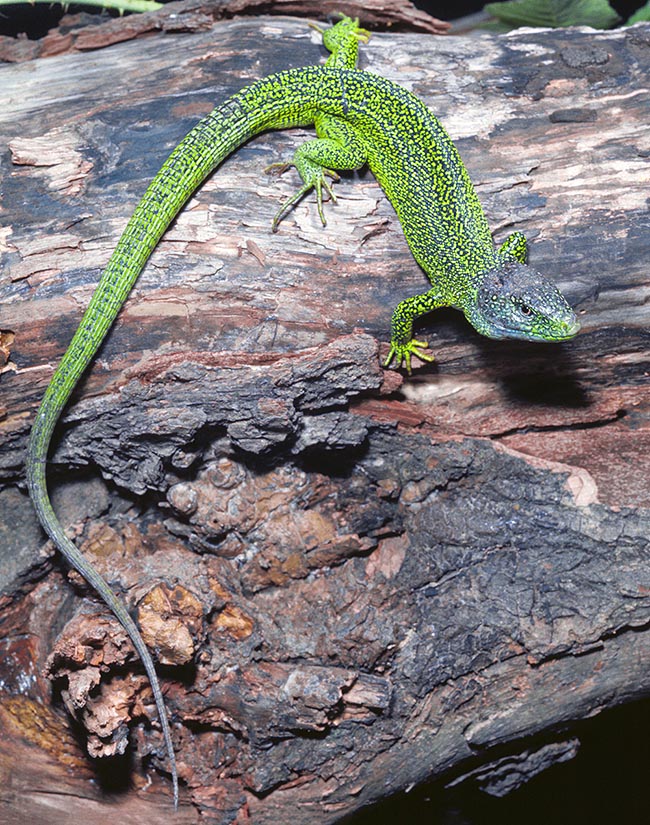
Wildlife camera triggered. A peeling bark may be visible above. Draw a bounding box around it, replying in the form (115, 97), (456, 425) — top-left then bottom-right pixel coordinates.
(0, 0), (450, 64)
(0, 15), (649, 824)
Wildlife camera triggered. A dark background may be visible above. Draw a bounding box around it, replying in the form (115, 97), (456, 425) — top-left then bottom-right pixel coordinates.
(348, 698), (650, 823)
(415, 0), (646, 21)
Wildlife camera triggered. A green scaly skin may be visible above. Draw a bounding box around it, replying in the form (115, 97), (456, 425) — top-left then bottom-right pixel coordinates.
(26, 16), (580, 807)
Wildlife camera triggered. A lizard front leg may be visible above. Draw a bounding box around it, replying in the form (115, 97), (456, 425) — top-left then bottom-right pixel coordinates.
(384, 288), (450, 373)
(498, 231), (528, 263)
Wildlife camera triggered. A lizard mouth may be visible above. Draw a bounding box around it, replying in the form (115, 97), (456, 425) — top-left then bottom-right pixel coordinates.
(484, 317), (581, 342)
(553, 318), (581, 340)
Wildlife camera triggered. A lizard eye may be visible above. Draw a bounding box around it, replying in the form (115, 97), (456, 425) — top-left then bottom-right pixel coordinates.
(519, 303), (533, 316)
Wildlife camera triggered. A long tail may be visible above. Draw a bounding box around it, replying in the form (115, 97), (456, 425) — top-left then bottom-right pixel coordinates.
(25, 67), (331, 808)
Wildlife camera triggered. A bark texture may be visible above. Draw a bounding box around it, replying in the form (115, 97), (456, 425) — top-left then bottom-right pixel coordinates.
(0, 0), (449, 63)
(1, 13), (649, 824)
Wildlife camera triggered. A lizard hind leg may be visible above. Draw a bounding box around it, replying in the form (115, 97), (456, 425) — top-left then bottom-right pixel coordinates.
(265, 15), (370, 231)
(267, 116), (368, 231)
(321, 15), (370, 69)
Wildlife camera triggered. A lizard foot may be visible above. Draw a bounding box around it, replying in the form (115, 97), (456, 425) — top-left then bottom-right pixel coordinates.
(383, 339), (435, 375)
(266, 162), (340, 232)
(312, 15), (370, 47)
(307, 11), (370, 42)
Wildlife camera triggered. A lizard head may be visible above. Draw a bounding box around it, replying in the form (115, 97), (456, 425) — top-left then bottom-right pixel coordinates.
(467, 261), (580, 343)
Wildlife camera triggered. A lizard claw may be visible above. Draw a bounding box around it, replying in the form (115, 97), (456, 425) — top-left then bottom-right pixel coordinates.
(383, 339), (435, 374)
(270, 166), (340, 232)
(325, 14), (370, 45)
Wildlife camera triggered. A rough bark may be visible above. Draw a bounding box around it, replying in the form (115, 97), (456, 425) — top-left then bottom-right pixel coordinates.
(0, 0), (449, 63)
(1, 14), (649, 824)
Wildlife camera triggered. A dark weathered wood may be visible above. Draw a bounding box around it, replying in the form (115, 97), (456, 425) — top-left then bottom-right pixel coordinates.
(0, 0), (450, 63)
(1, 15), (649, 824)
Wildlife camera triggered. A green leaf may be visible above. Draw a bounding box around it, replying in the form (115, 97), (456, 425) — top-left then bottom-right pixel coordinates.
(484, 0), (620, 29)
(627, 1), (650, 24)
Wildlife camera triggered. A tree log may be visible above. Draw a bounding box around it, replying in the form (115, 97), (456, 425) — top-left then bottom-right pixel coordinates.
(0, 0), (449, 63)
(1, 13), (650, 824)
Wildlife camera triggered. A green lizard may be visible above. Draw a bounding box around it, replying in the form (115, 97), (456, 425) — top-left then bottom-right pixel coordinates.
(26, 15), (580, 807)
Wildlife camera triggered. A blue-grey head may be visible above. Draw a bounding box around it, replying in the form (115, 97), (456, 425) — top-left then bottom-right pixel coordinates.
(466, 261), (580, 342)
